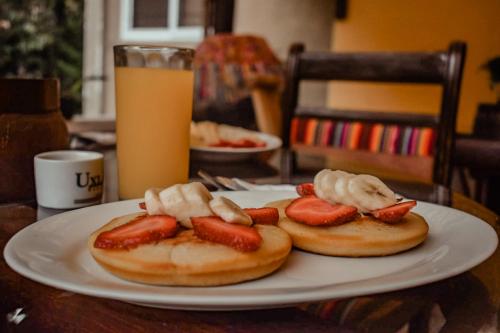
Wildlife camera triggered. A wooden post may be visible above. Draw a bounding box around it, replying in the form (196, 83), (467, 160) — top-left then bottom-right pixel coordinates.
(249, 75), (282, 136)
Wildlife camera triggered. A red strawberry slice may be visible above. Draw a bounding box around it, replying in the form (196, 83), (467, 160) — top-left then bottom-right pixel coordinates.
(94, 215), (177, 249)
(191, 216), (262, 252)
(370, 200), (417, 223)
(243, 207), (279, 225)
(209, 139), (232, 147)
(230, 138), (265, 148)
(138, 202), (146, 210)
(296, 183), (316, 197)
(285, 196), (358, 226)
(210, 138), (266, 148)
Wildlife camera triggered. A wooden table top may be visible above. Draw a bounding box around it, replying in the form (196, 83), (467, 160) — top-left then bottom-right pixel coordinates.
(1, 150), (498, 332)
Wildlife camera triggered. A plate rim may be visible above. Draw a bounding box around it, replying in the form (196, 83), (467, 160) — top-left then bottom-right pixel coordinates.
(3, 191), (498, 310)
(190, 131), (282, 153)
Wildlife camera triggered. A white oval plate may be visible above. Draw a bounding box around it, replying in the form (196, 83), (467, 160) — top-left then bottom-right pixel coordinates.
(190, 132), (282, 162)
(3, 191), (498, 311)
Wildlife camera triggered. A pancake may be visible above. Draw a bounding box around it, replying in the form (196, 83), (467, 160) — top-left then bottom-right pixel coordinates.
(266, 199), (428, 257)
(88, 213), (292, 286)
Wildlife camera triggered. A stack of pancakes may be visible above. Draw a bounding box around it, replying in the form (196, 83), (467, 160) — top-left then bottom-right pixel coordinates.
(89, 213), (292, 286)
(267, 199), (428, 257)
(89, 199), (428, 287)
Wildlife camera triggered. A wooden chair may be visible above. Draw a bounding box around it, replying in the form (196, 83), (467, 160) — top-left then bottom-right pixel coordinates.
(193, 34), (283, 136)
(281, 42), (467, 189)
(455, 103), (500, 213)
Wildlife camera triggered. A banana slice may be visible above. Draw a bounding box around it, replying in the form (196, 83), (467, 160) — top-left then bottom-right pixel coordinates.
(181, 182), (213, 205)
(144, 188), (165, 215)
(194, 121), (220, 145)
(334, 176), (358, 207)
(314, 169), (354, 204)
(180, 182), (214, 228)
(159, 182), (214, 228)
(158, 184), (191, 228)
(209, 196), (252, 225)
(347, 175), (397, 212)
(314, 169), (335, 201)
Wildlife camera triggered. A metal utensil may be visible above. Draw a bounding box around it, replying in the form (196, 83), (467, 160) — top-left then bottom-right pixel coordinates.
(230, 178), (258, 191)
(215, 176), (248, 191)
(197, 170), (227, 191)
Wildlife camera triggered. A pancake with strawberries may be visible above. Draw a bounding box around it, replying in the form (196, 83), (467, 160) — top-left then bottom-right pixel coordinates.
(266, 198), (428, 257)
(88, 212), (292, 286)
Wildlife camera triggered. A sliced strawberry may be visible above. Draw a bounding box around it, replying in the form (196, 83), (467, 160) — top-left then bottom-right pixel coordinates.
(243, 207), (279, 225)
(138, 202), (146, 210)
(285, 196), (358, 226)
(209, 139), (232, 147)
(370, 200), (417, 223)
(210, 138), (266, 148)
(296, 183), (316, 197)
(191, 216), (262, 252)
(230, 138), (258, 148)
(242, 138), (266, 148)
(94, 215), (177, 249)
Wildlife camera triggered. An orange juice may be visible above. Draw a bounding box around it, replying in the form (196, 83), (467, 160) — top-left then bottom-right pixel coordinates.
(114, 66), (194, 199)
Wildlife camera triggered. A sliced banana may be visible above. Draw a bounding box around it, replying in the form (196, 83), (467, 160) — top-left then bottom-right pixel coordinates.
(209, 196), (252, 225)
(313, 169), (337, 202)
(158, 184), (184, 214)
(334, 176), (358, 207)
(181, 182), (213, 206)
(180, 182), (215, 228)
(193, 121), (220, 145)
(347, 174), (397, 212)
(314, 169), (354, 204)
(144, 188), (165, 215)
(313, 169), (398, 212)
(159, 182), (214, 228)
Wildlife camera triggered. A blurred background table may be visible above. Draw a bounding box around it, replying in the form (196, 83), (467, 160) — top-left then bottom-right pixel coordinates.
(1, 148), (498, 333)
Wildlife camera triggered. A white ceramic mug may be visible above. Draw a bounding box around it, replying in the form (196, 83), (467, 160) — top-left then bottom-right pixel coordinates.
(34, 150), (104, 209)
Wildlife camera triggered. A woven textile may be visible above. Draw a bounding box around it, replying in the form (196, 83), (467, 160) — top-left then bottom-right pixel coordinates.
(194, 34), (283, 108)
(290, 117), (436, 157)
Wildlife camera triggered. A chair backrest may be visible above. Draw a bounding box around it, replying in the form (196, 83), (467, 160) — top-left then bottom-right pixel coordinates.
(281, 42), (467, 187)
(193, 34), (283, 131)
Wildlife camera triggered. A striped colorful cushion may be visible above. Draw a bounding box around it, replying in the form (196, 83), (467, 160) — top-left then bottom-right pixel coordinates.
(290, 117), (436, 157)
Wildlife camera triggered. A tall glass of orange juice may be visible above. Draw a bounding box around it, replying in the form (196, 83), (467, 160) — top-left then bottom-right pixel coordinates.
(114, 45), (194, 199)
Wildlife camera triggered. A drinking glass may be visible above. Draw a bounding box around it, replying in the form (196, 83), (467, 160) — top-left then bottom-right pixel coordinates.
(114, 45), (194, 199)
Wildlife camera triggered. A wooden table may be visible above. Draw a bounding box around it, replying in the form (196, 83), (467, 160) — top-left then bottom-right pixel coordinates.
(1, 150), (498, 332)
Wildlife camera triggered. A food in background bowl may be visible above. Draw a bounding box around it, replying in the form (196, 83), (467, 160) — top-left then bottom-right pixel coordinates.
(266, 170), (429, 257)
(88, 182), (291, 286)
(190, 121), (266, 148)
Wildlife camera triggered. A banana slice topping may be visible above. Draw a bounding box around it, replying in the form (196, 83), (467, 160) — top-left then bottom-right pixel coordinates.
(347, 174), (397, 212)
(159, 182), (214, 228)
(145, 182), (252, 228)
(314, 169), (354, 204)
(334, 176), (359, 208)
(313, 169), (397, 212)
(144, 188), (166, 215)
(209, 196), (252, 225)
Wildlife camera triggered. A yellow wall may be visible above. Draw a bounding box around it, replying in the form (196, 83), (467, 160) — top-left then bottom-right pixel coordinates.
(329, 0), (500, 133)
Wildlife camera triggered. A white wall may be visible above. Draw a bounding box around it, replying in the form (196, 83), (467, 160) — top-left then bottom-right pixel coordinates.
(81, 0), (105, 119)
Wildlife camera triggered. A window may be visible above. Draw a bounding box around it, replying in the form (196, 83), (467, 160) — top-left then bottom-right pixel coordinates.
(120, 0), (204, 43)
